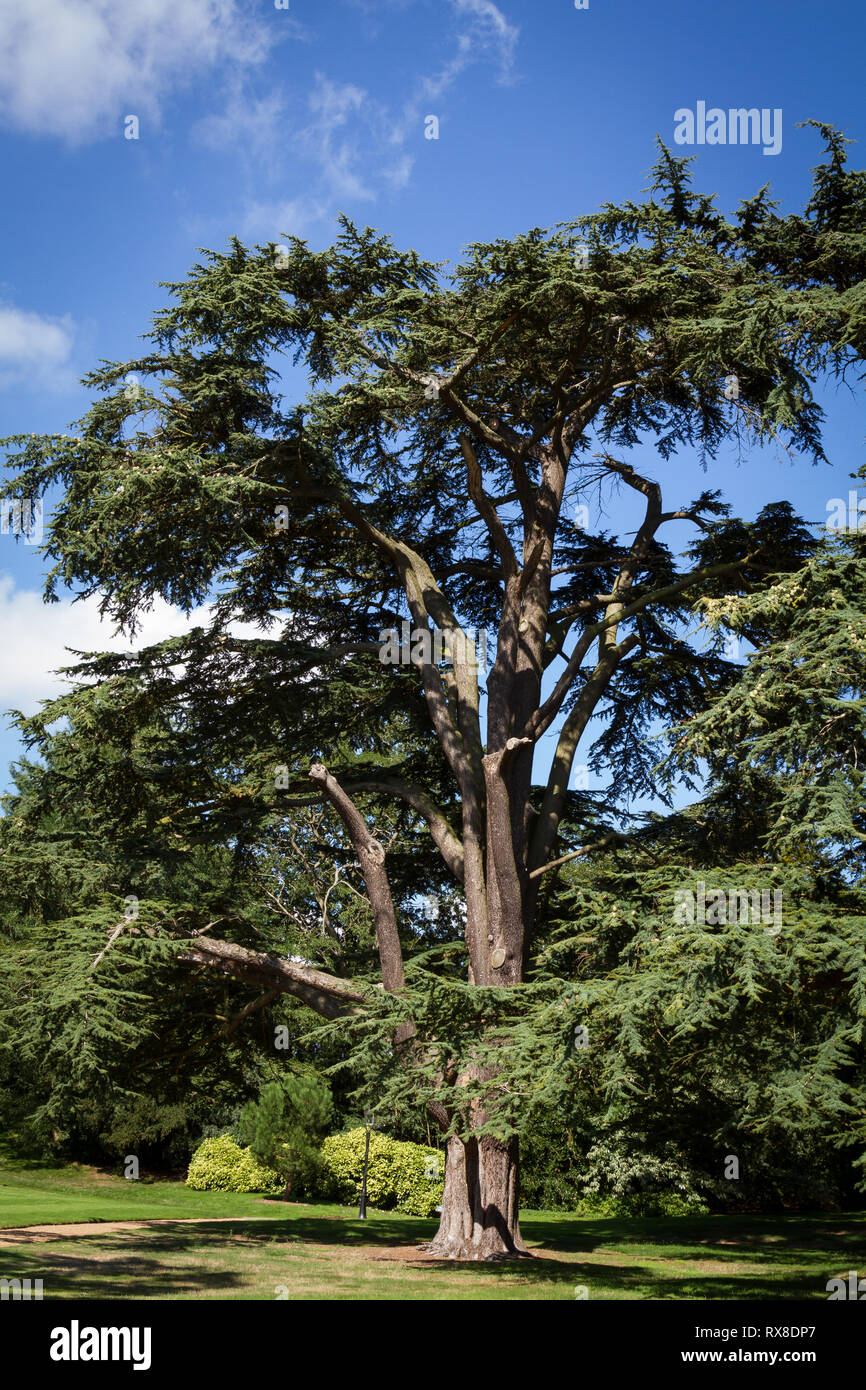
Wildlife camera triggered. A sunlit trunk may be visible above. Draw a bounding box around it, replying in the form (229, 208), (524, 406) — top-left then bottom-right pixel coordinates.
(424, 1132), (527, 1260)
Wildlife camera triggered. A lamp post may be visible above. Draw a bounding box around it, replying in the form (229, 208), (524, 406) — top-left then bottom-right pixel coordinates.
(359, 1111), (372, 1220)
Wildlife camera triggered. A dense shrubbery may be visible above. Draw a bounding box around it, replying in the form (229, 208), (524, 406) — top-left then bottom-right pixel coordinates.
(518, 1109), (850, 1214)
(519, 1116), (708, 1215)
(319, 1128), (444, 1216)
(578, 1138), (710, 1216)
(185, 1136), (282, 1194)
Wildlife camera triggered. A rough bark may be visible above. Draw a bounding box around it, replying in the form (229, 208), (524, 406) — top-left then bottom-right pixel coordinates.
(424, 1132), (528, 1260)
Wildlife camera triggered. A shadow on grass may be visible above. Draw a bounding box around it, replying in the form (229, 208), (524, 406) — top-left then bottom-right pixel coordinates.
(522, 1212), (866, 1258)
(0, 1240), (247, 1300)
(1, 1213), (859, 1299)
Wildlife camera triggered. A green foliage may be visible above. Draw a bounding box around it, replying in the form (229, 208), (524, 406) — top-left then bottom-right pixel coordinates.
(0, 757), (363, 1168)
(319, 1128), (444, 1216)
(0, 128), (864, 1219)
(579, 1138), (710, 1216)
(519, 1105), (587, 1211)
(238, 1071), (333, 1196)
(571, 1193), (709, 1218)
(185, 1137), (282, 1194)
(666, 532), (866, 871)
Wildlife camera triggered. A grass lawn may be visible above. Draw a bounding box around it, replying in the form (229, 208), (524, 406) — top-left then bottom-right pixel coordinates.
(2, 1152), (864, 1300)
(0, 1149), (282, 1226)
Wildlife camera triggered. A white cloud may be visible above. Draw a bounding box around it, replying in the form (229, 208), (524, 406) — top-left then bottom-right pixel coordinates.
(295, 3), (519, 204)
(239, 195), (329, 244)
(209, 73), (415, 238)
(0, 305), (76, 391)
(450, 0), (519, 74)
(195, 87), (288, 165)
(0, 575), (263, 714)
(0, 0), (276, 142)
(302, 76), (379, 202)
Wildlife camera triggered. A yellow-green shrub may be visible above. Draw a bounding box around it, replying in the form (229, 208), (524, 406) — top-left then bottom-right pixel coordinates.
(186, 1136), (282, 1194)
(320, 1129), (444, 1216)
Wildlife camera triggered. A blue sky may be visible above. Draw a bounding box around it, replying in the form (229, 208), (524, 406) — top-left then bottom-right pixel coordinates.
(0, 0), (864, 798)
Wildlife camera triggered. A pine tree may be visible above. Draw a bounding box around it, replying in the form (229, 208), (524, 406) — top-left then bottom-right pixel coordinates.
(238, 1072), (333, 1199)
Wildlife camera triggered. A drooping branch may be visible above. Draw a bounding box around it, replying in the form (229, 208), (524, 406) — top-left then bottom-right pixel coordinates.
(180, 937), (366, 1020)
(220, 638), (382, 668)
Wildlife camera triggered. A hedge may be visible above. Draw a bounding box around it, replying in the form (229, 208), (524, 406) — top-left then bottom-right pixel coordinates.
(186, 1136), (283, 1194)
(319, 1128), (444, 1216)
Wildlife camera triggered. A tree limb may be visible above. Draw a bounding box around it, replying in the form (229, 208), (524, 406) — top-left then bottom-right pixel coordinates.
(309, 762), (406, 992)
(345, 777), (465, 882)
(180, 938), (366, 1020)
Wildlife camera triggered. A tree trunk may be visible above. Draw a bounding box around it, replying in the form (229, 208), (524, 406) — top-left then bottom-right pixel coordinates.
(423, 1133), (528, 1260)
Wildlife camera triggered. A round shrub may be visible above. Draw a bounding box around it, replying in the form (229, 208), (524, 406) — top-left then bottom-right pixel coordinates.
(186, 1136), (282, 1194)
(319, 1128), (444, 1216)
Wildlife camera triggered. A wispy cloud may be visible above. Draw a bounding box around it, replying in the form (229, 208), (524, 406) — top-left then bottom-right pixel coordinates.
(303, 76), (379, 202)
(440, 0), (519, 90)
(250, 1), (519, 226)
(381, 1), (520, 187)
(195, 85), (290, 170)
(0, 0), (278, 142)
(14, 0), (520, 243)
(239, 195), (330, 245)
(339, 0), (520, 194)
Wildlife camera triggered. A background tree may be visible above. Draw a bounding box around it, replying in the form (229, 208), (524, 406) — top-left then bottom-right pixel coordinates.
(2, 127), (864, 1257)
(238, 1071), (333, 1199)
(0, 757), (357, 1167)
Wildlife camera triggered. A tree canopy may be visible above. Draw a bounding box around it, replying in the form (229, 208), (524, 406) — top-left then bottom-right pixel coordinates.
(1, 125), (864, 1256)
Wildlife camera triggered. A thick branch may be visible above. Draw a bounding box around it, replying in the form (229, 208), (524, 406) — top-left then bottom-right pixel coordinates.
(309, 762), (405, 991)
(586, 554), (763, 639)
(180, 937), (365, 1020)
(345, 777), (465, 882)
(528, 631), (640, 876)
(482, 737), (533, 985)
(461, 434), (519, 580)
(526, 630), (595, 741)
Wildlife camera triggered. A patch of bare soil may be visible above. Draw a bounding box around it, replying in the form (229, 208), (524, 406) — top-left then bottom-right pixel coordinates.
(0, 1217), (285, 1245)
(372, 1244), (511, 1265)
